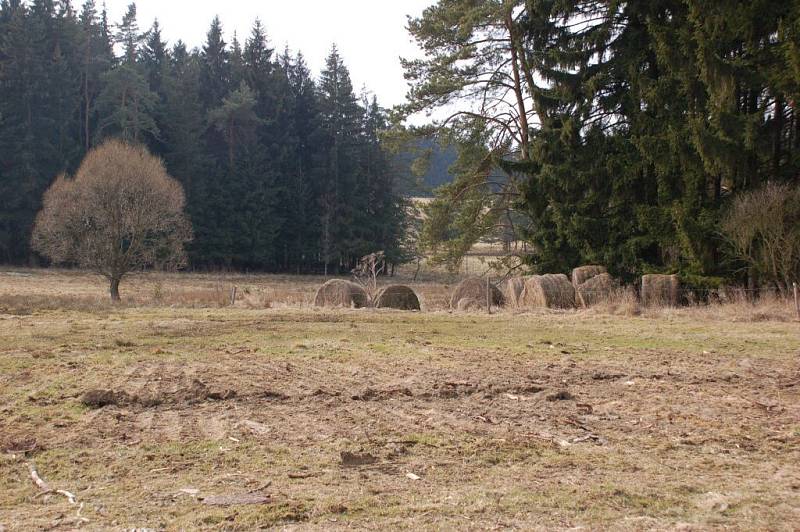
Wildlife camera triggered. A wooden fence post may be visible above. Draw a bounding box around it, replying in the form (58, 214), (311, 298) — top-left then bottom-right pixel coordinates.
(486, 277), (492, 315)
(794, 282), (799, 321)
(230, 286), (237, 306)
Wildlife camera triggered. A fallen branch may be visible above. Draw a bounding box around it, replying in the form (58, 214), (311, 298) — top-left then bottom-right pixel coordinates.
(247, 481), (273, 493)
(27, 462), (77, 505)
(28, 463), (49, 491)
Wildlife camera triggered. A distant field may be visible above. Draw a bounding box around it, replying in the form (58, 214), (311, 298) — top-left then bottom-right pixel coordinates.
(0, 268), (456, 313)
(1, 269), (799, 530)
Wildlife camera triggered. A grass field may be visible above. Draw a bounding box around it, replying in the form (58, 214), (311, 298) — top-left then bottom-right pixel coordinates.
(1, 269), (799, 530)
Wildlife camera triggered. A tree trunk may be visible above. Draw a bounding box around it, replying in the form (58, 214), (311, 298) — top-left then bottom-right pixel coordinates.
(110, 277), (121, 302)
(506, 12), (530, 161)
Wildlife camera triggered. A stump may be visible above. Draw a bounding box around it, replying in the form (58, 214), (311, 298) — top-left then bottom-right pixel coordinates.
(375, 285), (421, 311)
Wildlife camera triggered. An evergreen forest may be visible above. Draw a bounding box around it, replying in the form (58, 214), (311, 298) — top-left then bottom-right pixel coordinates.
(407, 0), (800, 288)
(0, 0), (407, 273)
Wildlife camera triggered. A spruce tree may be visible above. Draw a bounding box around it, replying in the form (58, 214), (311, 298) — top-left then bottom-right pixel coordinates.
(0, 8), (407, 272)
(278, 50), (321, 271)
(0, 0), (39, 262)
(78, 0), (113, 151)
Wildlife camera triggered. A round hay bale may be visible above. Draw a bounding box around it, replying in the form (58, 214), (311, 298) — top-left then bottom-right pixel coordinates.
(501, 277), (527, 308)
(449, 277), (504, 310)
(313, 279), (368, 308)
(641, 274), (680, 307)
(576, 273), (615, 307)
(520, 274), (576, 309)
(375, 285), (421, 311)
(571, 265), (607, 287)
(456, 298), (484, 311)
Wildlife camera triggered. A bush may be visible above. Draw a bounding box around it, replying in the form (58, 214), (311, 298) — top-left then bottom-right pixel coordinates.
(721, 182), (800, 294)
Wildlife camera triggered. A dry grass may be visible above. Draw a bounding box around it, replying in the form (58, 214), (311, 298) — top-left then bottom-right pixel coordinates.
(1, 268), (799, 530)
(0, 269), (453, 314)
(1, 268), (797, 323)
(584, 284), (799, 323)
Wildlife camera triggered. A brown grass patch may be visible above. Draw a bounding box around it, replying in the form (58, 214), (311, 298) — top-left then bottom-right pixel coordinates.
(1, 298), (799, 529)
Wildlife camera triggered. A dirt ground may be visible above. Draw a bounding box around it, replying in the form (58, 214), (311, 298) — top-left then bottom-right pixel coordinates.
(1, 270), (799, 530)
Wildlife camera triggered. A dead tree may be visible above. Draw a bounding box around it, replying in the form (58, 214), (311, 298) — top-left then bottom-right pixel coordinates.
(352, 251), (386, 306)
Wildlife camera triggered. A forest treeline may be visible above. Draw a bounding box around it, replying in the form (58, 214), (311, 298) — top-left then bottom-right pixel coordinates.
(408, 0), (800, 288)
(0, 0), (406, 273)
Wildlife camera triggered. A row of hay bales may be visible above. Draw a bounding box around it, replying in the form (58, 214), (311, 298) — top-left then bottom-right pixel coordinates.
(312, 269), (681, 311)
(449, 266), (681, 310)
(314, 280), (421, 310)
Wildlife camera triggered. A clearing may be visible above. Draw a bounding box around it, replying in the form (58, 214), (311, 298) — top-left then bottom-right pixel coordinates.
(1, 270), (799, 530)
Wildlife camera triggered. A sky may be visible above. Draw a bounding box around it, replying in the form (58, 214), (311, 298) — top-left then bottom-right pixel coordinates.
(104, 0), (435, 108)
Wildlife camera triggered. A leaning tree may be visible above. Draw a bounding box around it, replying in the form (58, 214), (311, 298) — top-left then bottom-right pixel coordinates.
(32, 140), (192, 301)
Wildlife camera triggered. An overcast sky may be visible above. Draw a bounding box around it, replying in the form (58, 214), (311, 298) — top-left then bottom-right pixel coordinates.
(104, 0), (434, 108)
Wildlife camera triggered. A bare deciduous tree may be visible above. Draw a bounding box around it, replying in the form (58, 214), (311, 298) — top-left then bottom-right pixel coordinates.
(352, 251), (386, 306)
(32, 140), (193, 301)
(721, 182), (800, 294)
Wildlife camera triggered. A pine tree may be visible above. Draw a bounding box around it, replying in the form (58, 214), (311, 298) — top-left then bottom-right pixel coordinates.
(95, 63), (159, 143)
(115, 2), (141, 64)
(208, 82), (261, 169)
(407, 0), (800, 281)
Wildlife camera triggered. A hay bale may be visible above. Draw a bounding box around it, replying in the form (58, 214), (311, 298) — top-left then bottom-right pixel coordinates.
(571, 265), (607, 287)
(456, 298), (483, 311)
(520, 274), (576, 309)
(375, 285), (421, 311)
(641, 274), (680, 307)
(313, 279), (368, 308)
(576, 273), (615, 307)
(501, 277), (527, 308)
(449, 277), (504, 310)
